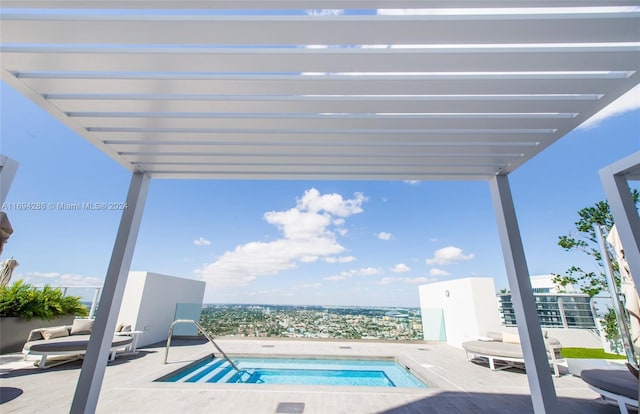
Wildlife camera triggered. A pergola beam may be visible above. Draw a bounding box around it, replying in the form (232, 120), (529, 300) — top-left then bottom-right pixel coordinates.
(489, 174), (558, 413)
(70, 172), (150, 414)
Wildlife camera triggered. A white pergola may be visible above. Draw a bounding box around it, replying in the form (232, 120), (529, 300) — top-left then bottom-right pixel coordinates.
(1, 2), (639, 413)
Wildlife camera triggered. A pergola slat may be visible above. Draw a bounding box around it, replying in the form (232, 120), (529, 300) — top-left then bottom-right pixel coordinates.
(21, 77), (633, 96)
(2, 13), (639, 45)
(72, 115), (574, 130)
(2, 2), (639, 180)
(47, 97), (602, 115)
(3, 49), (639, 73)
(5, 0), (639, 9)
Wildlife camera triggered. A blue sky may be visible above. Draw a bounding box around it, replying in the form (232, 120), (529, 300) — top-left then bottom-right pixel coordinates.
(1, 83), (639, 307)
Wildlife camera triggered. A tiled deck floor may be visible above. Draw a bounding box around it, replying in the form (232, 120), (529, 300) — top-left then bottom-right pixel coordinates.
(0, 338), (634, 413)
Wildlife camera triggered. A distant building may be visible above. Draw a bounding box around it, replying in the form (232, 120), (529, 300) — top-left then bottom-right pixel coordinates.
(530, 274), (576, 294)
(419, 276), (601, 349)
(497, 293), (596, 329)
(384, 310), (408, 319)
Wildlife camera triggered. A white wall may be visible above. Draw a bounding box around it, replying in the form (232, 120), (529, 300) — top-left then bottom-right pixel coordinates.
(117, 271), (206, 347)
(419, 277), (502, 348)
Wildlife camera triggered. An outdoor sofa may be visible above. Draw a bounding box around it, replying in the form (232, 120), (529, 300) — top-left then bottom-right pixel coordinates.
(580, 367), (639, 414)
(462, 331), (564, 377)
(22, 319), (137, 368)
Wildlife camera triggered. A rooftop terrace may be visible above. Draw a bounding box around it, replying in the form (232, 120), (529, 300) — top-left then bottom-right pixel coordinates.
(0, 338), (630, 413)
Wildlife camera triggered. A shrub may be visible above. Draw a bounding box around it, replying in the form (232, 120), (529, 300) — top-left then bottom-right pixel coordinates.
(601, 307), (623, 354)
(0, 280), (89, 320)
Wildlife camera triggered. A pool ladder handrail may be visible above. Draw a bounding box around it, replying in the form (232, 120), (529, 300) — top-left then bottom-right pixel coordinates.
(163, 319), (241, 372)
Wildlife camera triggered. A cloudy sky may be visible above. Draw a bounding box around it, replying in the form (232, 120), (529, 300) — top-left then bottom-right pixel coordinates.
(2, 79), (637, 307)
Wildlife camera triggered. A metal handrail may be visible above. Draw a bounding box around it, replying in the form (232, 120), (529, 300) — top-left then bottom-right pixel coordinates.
(163, 319), (241, 372)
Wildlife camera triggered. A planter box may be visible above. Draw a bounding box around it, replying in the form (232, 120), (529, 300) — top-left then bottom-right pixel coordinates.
(0, 315), (75, 354)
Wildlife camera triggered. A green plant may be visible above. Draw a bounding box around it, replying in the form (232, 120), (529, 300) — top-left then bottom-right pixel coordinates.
(561, 347), (626, 360)
(553, 190), (639, 297)
(0, 280), (88, 320)
(601, 307), (623, 354)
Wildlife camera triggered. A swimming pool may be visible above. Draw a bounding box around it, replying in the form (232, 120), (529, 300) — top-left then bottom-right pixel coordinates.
(160, 357), (427, 388)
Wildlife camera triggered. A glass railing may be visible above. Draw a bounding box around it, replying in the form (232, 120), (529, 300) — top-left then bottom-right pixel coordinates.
(33, 285), (102, 319)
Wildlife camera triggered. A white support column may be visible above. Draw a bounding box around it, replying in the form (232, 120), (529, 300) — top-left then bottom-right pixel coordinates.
(599, 161), (640, 293)
(0, 155), (19, 205)
(489, 174), (558, 413)
(70, 172), (150, 414)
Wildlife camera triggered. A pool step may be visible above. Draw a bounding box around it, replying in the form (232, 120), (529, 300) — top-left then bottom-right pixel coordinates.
(181, 358), (248, 384)
(178, 359), (225, 383)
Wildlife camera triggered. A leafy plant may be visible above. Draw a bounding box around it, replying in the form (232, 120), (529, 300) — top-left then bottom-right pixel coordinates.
(0, 280), (88, 320)
(553, 189), (639, 297)
(600, 307), (623, 354)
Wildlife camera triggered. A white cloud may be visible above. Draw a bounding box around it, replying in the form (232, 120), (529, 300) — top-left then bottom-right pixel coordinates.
(297, 188), (367, 217)
(580, 84), (640, 129)
(15, 272), (103, 287)
(402, 276), (432, 284)
(247, 288), (292, 297)
(391, 263), (411, 273)
(430, 268), (451, 277)
(377, 231), (392, 240)
(324, 273), (350, 281)
(359, 266), (383, 276)
(404, 180), (420, 185)
(426, 246), (475, 265)
(294, 282), (322, 289)
(193, 237), (211, 246)
(324, 256), (356, 264)
(194, 188), (366, 288)
(299, 255), (319, 263)
(306, 9), (345, 16)
(323, 266), (383, 282)
(376, 276), (432, 285)
(24, 271), (58, 279)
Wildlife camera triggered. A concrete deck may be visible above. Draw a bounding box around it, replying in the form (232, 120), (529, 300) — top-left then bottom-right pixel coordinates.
(0, 338), (634, 413)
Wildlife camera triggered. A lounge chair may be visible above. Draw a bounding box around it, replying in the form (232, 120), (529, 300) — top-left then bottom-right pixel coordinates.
(461, 331), (564, 377)
(580, 368), (639, 414)
(22, 319), (136, 368)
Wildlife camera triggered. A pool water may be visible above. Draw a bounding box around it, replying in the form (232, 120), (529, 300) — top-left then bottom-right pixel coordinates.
(162, 357), (427, 388)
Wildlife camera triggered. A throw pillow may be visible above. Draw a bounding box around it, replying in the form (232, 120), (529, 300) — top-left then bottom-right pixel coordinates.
(70, 319), (94, 335)
(40, 326), (69, 340)
(502, 331), (521, 344)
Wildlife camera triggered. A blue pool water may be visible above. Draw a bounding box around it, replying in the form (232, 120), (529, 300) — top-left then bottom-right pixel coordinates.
(162, 357), (427, 388)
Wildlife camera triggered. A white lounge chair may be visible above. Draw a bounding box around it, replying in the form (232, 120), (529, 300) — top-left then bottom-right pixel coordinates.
(22, 319), (136, 369)
(462, 331), (564, 377)
(580, 368), (639, 414)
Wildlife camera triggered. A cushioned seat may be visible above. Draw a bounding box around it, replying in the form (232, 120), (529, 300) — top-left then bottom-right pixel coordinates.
(581, 369), (638, 402)
(461, 340), (524, 359)
(461, 331), (564, 376)
(23, 335), (132, 353)
(22, 320), (137, 368)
